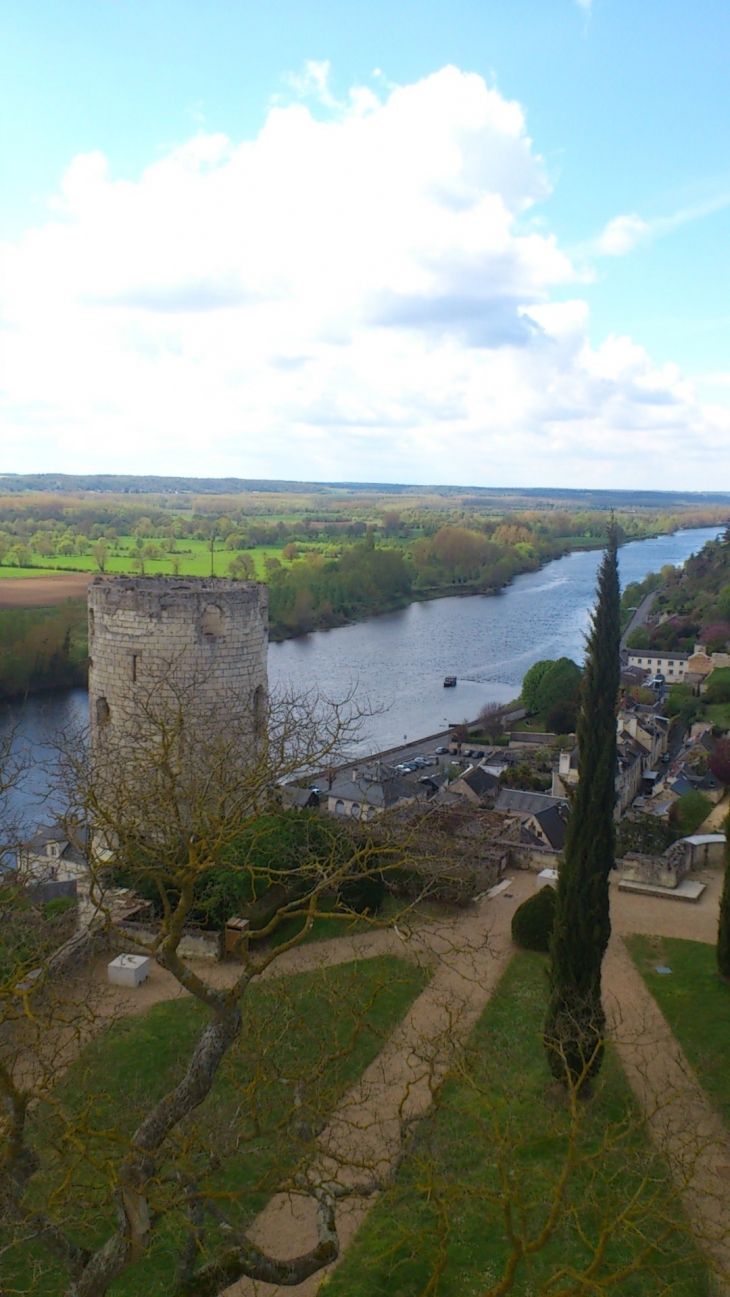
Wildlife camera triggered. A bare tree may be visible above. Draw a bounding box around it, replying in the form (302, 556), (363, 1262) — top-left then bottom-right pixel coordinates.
(477, 700), (505, 737)
(0, 673), (428, 1295)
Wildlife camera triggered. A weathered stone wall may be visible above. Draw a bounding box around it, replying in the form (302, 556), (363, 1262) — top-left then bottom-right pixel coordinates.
(116, 920), (223, 961)
(501, 841), (561, 872)
(88, 576), (268, 749)
(620, 849), (690, 890)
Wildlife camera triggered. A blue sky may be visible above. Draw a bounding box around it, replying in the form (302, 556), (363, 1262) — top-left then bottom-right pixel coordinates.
(1, 0), (729, 485)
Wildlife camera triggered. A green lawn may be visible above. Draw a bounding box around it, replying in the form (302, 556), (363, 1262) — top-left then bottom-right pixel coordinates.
(512, 713), (549, 731)
(11, 955), (427, 1296)
(627, 935), (730, 1130)
(326, 951), (706, 1297)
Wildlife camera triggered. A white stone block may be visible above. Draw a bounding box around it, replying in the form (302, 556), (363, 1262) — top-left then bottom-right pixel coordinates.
(107, 954), (150, 987)
(535, 868), (559, 891)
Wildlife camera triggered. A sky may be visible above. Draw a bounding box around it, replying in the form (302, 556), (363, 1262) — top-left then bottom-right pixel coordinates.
(1, 0), (729, 488)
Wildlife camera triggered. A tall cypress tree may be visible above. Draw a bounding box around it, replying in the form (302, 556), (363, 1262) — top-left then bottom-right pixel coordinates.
(544, 524), (620, 1088)
(717, 811), (730, 980)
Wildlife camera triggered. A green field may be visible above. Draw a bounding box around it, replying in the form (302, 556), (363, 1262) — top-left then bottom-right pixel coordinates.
(9, 955), (427, 1295)
(7, 538), (317, 580)
(326, 951), (706, 1297)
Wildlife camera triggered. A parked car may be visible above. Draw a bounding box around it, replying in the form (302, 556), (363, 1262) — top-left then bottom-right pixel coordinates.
(435, 745), (449, 754)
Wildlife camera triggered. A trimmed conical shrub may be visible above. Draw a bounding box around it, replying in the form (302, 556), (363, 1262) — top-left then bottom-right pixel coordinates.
(511, 885), (556, 953)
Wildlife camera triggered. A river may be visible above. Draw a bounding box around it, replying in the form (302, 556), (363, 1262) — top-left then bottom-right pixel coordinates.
(1, 526), (721, 825)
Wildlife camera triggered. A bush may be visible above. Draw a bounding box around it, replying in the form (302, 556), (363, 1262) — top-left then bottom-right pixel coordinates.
(615, 815), (677, 858)
(42, 895), (77, 918)
(521, 660), (554, 711)
(625, 627), (650, 650)
(679, 697), (703, 728)
(533, 658), (582, 717)
(705, 668), (730, 704)
(545, 700), (578, 735)
(511, 884), (556, 953)
(665, 683), (693, 717)
(669, 791), (713, 837)
(499, 762), (550, 792)
(338, 868), (386, 915)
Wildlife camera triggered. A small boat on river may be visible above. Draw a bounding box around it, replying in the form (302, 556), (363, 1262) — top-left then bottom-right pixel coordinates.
(443, 676), (457, 688)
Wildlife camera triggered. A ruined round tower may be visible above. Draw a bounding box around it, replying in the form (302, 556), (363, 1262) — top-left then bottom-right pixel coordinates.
(88, 577), (268, 748)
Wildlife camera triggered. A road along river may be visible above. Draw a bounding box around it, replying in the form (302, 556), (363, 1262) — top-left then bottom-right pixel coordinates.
(1, 526), (721, 822)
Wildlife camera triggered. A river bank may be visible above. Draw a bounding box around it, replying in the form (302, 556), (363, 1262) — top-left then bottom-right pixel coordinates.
(1, 528), (721, 768)
(266, 527), (692, 640)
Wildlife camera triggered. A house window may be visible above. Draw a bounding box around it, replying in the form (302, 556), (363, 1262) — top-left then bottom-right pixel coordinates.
(637, 658), (643, 664)
(668, 661), (674, 667)
(95, 696), (111, 727)
(131, 654), (138, 682)
(334, 799), (345, 815)
(351, 803), (361, 819)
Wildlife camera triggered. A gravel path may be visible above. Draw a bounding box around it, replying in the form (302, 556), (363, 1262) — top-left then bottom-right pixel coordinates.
(605, 865), (730, 1293)
(69, 864), (730, 1293)
(700, 794), (730, 832)
(230, 873), (535, 1297)
(605, 936), (730, 1292)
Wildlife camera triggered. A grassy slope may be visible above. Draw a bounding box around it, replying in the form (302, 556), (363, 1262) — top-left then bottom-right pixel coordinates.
(627, 934), (730, 1129)
(13, 955), (427, 1296)
(326, 951), (706, 1297)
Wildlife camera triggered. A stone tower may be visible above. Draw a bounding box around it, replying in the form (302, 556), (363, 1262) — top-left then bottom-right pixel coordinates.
(88, 577), (268, 750)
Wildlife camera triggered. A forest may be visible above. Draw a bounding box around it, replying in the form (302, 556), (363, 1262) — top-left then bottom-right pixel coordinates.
(0, 604), (87, 701)
(625, 527), (730, 655)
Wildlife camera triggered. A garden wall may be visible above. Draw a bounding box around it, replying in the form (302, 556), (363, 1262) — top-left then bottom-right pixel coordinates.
(116, 920), (223, 961)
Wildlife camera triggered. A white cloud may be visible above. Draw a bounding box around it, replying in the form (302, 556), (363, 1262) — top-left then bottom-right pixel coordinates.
(593, 192), (730, 258)
(594, 213), (650, 256)
(0, 65), (727, 487)
(284, 59), (341, 109)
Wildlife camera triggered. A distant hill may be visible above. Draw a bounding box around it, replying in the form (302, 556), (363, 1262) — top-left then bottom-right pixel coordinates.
(1, 473), (730, 508)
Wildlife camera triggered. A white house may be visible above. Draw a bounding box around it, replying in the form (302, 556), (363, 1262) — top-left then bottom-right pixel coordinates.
(17, 825), (90, 889)
(626, 649), (689, 681)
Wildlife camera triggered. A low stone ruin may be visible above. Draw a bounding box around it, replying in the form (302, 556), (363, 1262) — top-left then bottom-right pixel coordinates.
(618, 837), (711, 902)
